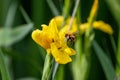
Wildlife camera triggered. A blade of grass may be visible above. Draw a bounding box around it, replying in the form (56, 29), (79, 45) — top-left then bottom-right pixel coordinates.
(105, 0), (120, 23)
(54, 65), (64, 80)
(0, 49), (11, 80)
(116, 25), (120, 76)
(19, 6), (32, 23)
(105, 0), (120, 76)
(67, 0), (80, 32)
(4, 0), (19, 27)
(92, 40), (116, 80)
(41, 54), (53, 80)
(62, 0), (70, 17)
(110, 36), (116, 54)
(52, 62), (59, 80)
(46, 0), (60, 16)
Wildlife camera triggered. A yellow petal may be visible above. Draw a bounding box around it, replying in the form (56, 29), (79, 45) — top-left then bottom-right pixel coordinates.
(64, 47), (76, 56)
(50, 43), (72, 64)
(79, 23), (89, 34)
(66, 17), (77, 25)
(59, 25), (68, 40)
(31, 29), (51, 49)
(93, 21), (113, 35)
(88, 0), (98, 21)
(49, 19), (59, 41)
(79, 21), (113, 35)
(54, 16), (64, 29)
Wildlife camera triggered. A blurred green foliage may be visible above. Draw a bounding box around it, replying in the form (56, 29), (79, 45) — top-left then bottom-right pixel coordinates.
(0, 0), (119, 80)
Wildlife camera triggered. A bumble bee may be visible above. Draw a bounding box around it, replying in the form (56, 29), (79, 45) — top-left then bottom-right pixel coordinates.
(65, 33), (75, 43)
(65, 31), (78, 46)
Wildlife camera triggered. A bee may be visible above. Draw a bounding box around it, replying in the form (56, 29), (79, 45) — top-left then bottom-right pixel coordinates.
(65, 33), (75, 43)
(65, 31), (78, 46)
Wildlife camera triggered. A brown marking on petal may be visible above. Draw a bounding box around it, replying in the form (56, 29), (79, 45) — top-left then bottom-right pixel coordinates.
(52, 39), (54, 42)
(58, 47), (62, 49)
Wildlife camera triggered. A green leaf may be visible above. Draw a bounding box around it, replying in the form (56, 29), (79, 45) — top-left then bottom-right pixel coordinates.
(0, 49), (11, 80)
(105, 0), (120, 24)
(46, 0), (59, 16)
(92, 41), (116, 80)
(0, 23), (33, 47)
(17, 77), (39, 80)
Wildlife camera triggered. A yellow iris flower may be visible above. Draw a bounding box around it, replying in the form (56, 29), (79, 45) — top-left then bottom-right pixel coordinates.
(79, 0), (113, 35)
(80, 21), (113, 35)
(54, 16), (77, 29)
(54, 16), (64, 28)
(32, 19), (75, 64)
(53, 16), (78, 39)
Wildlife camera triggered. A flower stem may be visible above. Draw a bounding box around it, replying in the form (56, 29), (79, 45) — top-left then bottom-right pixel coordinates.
(0, 49), (11, 80)
(116, 23), (120, 77)
(41, 54), (52, 80)
(67, 0), (80, 32)
(62, 0), (70, 18)
(52, 62), (59, 80)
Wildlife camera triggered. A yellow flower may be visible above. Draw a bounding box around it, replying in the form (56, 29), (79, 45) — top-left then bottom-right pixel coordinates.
(79, 0), (113, 35)
(66, 17), (77, 25)
(51, 41), (75, 64)
(80, 21), (113, 35)
(88, 0), (98, 21)
(53, 16), (78, 30)
(32, 19), (75, 64)
(54, 16), (64, 28)
(53, 16), (78, 39)
(32, 19), (58, 50)
(93, 21), (113, 34)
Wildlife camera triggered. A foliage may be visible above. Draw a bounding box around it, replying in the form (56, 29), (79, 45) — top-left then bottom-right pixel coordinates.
(0, 0), (120, 80)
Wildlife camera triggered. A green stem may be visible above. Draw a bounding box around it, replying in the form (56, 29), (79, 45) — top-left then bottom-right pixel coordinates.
(52, 62), (59, 80)
(117, 23), (120, 58)
(67, 0), (80, 32)
(76, 5), (81, 25)
(72, 36), (91, 80)
(54, 65), (64, 80)
(0, 49), (11, 80)
(73, 36), (82, 80)
(116, 23), (120, 76)
(75, 36), (82, 62)
(62, 0), (70, 18)
(41, 54), (52, 80)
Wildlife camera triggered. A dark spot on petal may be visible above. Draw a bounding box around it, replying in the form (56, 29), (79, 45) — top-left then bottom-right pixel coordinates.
(52, 39), (54, 42)
(58, 47), (62, 49)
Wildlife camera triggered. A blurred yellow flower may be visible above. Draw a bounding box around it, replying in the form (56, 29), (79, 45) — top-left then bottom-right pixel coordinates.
(53, 16), (77, 29)
(54, 16), (64, 28)
(80, 21), (113, 35)
(88, 0), (98, 22)
(79, 0), (113, 35)
(32, 19), (75, 64)
(53, 16), (78, 39)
